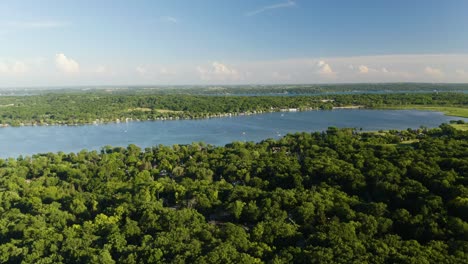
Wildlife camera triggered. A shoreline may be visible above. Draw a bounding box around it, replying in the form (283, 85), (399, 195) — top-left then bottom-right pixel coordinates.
(332, 105), (365, 109)
(376, 105), (468, 118)
(0, 107), (321, 128)
(1, 105), (466, 129)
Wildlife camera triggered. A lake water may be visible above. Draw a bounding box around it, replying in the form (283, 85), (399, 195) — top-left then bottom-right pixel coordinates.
(205, 90), (468, 96)
(0, 109), (465, 158)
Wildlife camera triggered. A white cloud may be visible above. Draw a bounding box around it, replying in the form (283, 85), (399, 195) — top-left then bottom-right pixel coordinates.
(136, 66), (147, 75)
(55, 53), (79, 74)
(93, 65), (109, 74)
(197, 69), (209, 80)
(159, 67), (176, 75)
(424, 66), (444, 77)
(197, 62), (240, 81)
(0, 61), (28, 75)
(12, 61), (27, 73)
(358, 65), (387, 74)
(189, 54), (468, 84)
(160, 68), (168, 75)
(0, 63), (11, 73)
(160, 16), (178, 23)
(213, 62), (238, 75)
(246, 0), (296, 16)
(317, 60), (335, 76)
(3, 53), (468, 87)
(359, 65), (369, 73)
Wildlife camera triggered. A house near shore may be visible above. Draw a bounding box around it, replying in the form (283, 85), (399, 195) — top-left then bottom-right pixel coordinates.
(280, 108), (298, 112)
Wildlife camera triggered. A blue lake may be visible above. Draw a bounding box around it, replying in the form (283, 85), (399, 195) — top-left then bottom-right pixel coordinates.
(0, 109), (465, 158)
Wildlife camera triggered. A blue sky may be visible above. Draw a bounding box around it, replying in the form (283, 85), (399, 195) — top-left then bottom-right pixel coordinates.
(1, 0), (468, 86)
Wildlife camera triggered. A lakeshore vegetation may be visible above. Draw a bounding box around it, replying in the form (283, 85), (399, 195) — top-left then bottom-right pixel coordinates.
(0, 125), (467, 263)
(0, 92), (467, 126)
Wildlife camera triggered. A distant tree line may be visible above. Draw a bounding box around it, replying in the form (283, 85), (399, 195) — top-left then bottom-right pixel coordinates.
(16, 83), (467, 95)
(132, 83), (468, 95)
(0, 92), (466, 126)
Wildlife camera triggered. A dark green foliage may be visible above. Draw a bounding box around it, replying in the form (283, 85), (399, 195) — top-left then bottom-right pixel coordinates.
(0, 125), (467, 263)
(0, 91), (466, 126)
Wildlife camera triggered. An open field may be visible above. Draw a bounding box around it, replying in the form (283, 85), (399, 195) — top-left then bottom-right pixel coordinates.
(127, 108), (183, 113)
(154, 109), (184, 113)
(450, 123), (468, 131)
(379, 105), (468, 118)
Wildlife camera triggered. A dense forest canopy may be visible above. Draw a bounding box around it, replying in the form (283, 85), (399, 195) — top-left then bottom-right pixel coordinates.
(0, 92), (467, 126)
(0, 125), (467, 263)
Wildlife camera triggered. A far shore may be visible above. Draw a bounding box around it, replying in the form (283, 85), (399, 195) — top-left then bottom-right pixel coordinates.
(1, 105), (466, 129)
(377, 105), (468, 118)
(332, 105), (365, 109)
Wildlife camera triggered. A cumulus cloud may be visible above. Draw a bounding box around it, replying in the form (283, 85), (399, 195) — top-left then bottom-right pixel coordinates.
(159, 67), (176, 75)
(212, 62), (238, 75)
(94, 65), (107, 74)
(317, 60), (335, 76)
(3, 53), (468, 86)
(13, 62), (27, 73)
(197, 62), (240, 81)
(358, 65), (369, 73)
(357, 65), (388, 74)
(55, 53), (79, 74)
(136, 66), (147, 75)
(424, 66), (444, 77)
(0, 61), (28, 75)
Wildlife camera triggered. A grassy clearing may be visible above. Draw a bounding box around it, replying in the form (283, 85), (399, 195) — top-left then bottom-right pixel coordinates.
(400, 139), (419, 144)
(127, 107), (152, 112)
(127, 108), (183, 113)
(378, 105), (468, 118)
(450, 123), (468, 131)
(154, 109), (183, 113)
